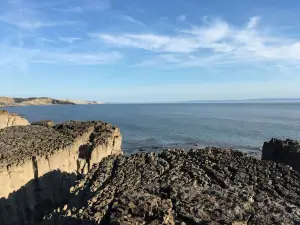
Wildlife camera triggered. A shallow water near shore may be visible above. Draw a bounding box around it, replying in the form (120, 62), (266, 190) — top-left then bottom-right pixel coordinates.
(5, 103), (300, 156)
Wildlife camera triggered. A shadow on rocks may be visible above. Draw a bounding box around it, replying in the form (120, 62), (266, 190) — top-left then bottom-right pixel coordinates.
(0, 170), (77, 225)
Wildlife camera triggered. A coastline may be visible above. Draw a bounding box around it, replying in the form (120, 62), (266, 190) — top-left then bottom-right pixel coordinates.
(0, 115), (299, 224)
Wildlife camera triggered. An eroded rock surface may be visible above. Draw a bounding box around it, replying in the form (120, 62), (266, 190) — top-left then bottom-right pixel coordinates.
(31, 120), (55, 127)
(0, 120), (122, 225)
(0, 110), (30, 129)
(262, 138), (300, 173)
(43, 148), (300, 225)
(0, 120), (122, 198)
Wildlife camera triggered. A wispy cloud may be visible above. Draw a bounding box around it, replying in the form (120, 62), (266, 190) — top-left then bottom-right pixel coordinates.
(0, 44), (122, 70)
(59, 36), (81, 44)
(90, 16), (300, 68)
(177, 15), (186, 22)
(52, 0), (110, 13)
(123, 15), (144, 25)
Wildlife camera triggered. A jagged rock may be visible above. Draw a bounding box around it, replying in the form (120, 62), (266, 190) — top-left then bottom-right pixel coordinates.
(0, 110), (30, 129)
(32, 120), (55, 127)
(262, 138), (300, 173)
(42, 148), (300, 225)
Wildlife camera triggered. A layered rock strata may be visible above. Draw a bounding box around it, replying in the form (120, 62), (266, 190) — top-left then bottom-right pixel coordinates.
(0, 110), (30, 129)
(0, 121), (122, 198)
(43, 148), (300, 225)
(0, 121), (122, 225)
(262, 138), (300, 173)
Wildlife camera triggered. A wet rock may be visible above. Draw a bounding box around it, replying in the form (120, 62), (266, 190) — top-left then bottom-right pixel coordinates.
(262, 138), (300, 173)
(42, 148), (300, 224)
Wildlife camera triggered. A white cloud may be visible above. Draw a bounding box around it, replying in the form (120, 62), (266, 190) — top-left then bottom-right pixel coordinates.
(177, 15), (186, 22)
(59, 37), (81, 44)
(123, 15), (144, 25)
(90, 33), (201, 53)
(0, 6), (75, 30)
(0, 44), (122, 70)
(90, 16), (300, 68)
(247, 16), (260, 29)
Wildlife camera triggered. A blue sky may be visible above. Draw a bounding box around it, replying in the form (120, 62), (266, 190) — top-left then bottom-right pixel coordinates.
(1, 0), (300, 102)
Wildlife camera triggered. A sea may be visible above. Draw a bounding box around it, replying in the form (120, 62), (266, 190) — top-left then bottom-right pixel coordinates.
(5, 103), (300, 157)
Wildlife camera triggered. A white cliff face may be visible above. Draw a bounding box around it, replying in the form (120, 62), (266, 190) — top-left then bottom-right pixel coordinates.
(0, 110), (30, 129)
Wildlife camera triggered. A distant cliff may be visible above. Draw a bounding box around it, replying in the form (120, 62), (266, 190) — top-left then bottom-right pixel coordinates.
(0, 97), (104, 107)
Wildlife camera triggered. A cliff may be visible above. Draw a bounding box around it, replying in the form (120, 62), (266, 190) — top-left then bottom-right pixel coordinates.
(0, 110), (30, 129)
(42, 148), (300, 224)
(0, 97), (104, 107)
(0, 120), (122, 198)
(0, 120), (122, 225)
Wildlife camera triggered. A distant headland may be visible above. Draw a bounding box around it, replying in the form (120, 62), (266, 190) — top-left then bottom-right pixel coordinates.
(0, 97), (104, 107)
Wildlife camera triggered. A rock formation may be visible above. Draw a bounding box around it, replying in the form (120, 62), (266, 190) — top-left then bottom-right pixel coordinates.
(0, 110), (30, 129)
(42, 148), (300, 225)
(262, 138), (300, 173)
(0, 121), (122, 225)
(0, 120), (122, 198)
(31, 120), (55, 128)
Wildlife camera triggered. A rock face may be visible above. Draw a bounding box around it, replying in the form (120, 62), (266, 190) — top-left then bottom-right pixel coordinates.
(0, 121), (122, 225)
(43, 148), (300, 225)
(262, 138), (300, 173)
(0, 110), (30, 129)
(0, 120), (122, 198)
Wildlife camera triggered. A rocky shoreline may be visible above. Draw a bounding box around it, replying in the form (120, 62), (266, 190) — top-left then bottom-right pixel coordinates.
(0, 117), (300, 224)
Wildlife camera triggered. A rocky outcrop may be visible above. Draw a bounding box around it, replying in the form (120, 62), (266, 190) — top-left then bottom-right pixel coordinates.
(43, 148), (300, 225)
(31, 120), (55, 128)
(262, 138), (300, 173)
(0, 120), (122, 225)
(0, 120), (122, 198)
(0, 110), (30, 129)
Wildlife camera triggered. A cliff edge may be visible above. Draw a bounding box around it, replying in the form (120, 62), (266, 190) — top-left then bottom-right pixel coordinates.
(0, 120), (122, 198)
(0, 110), (30, 129)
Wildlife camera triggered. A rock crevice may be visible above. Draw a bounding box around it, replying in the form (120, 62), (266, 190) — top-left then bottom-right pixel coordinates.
(43, 148), (300, 224)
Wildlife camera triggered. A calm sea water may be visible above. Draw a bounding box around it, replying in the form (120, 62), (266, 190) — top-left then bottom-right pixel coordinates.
(5, 103), (300, 156)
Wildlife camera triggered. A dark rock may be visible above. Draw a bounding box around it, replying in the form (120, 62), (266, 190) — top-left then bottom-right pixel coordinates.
(32, 120), (55, 127)
(262, 138), (300, 173)
(42, 148), (300, 225)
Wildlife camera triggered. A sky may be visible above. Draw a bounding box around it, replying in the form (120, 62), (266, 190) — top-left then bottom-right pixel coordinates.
(1, 0), (300, 102)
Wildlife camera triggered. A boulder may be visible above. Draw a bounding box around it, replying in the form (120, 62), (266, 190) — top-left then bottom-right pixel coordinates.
(42, 148), (300, 225)
(0, 110), (30, 129)
(262, 138), (300, 173)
